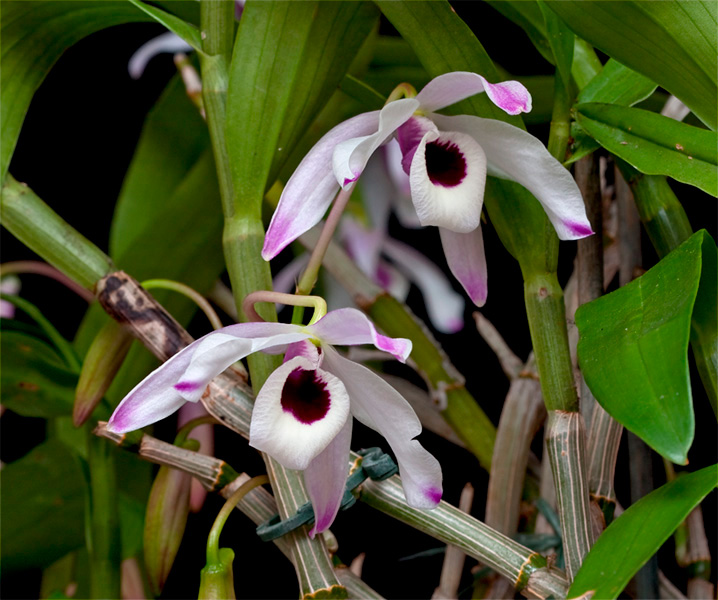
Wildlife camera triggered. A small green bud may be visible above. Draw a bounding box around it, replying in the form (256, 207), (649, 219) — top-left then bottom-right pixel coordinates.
(74, 319), (132, 426)
(198, 547), (236, 600)
(144, 439), (199, 596)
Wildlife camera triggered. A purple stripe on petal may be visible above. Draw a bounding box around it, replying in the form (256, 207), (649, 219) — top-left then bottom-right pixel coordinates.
(174, 381), (201, 393)
(424, 486), (443, 504)
(564, 220), (594, 238)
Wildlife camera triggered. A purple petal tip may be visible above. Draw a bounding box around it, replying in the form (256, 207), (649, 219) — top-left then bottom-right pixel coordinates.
(565, 220), (594, 238)
(425, 486), (442, 504)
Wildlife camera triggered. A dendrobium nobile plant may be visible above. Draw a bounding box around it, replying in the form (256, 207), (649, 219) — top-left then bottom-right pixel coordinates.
(1, 2), (716, 599)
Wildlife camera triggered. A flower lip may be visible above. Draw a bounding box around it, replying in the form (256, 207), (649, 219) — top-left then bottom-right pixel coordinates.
(281, 368), (332, 424)
(425, 140), (467, 187)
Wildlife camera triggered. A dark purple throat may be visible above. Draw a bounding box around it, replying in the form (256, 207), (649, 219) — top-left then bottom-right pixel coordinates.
(425, 140), (466, 187)
(281, 368), (331, 424)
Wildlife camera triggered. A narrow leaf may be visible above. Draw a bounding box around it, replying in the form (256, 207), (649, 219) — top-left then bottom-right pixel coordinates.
(0, 1), (151, 182)
(578, 59), (657, 107)
(127, 0), (202, 50)
(576, 103), (718, 196)
(568, 464), (718, 599)
(577, 231), (709, 464)
(547, 1), (718, 130)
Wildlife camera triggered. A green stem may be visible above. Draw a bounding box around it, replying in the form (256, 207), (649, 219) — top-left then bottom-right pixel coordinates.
(206, 475), (269, 565)
(175, 416), (218, 447)
(142, 278), (223, 330)
(199, 0), (235, 219)
(87, 432), (121, 600)
(523, 273), (578, 412)
(0, 175), (113, 289)
(616, 164), (693, 259)
(547, 74), (571, 163)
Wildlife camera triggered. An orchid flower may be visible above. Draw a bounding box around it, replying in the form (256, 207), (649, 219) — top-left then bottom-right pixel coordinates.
(262, 71), (593, 306)
(107, 306), (442, 536)
(273, 149), (465, 333)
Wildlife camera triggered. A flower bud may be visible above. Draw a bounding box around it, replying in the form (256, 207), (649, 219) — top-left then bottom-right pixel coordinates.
(198, 548), (236, 600)
(144, 439), (199, 596)
(74, 319), (132, 426)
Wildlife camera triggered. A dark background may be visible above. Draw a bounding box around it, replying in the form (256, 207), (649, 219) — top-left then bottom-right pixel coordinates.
(2, 3), (716, 599)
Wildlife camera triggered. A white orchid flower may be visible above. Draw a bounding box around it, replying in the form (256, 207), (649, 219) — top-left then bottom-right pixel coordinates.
(262, 71), (593, 306)
(107, 307), (442, 536)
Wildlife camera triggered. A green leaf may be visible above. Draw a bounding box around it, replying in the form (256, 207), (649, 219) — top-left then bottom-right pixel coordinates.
(576, 231), (710, 464)
(578, 59), (657, 107)
(568, 464), (718, 599)
(110, 75), (210, 257)
(690, 233), (718, 414)
(1, 331), (78, 418)
(1, 439), (87, 572)
(127, 0), (202, 50)
(0, 0), (152, 182)
(226, 1), (379, 210)
(547, 1), (718, 130)
(575, 103), (718, 196)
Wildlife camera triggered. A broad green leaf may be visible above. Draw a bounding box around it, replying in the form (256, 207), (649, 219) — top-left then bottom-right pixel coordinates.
(109, 75), (210, 257)
(576, 231), (711, 464)
(227, 1), (379, 209)
(127, 0), (202, 50)
(690, 234), (718, 414)
(0, 1), (152, 182)
(376, 0), (555, 276)
(575, 103), (718, 196)
(1, 331), (77, 418)
(577, 59), (657, 108)
(547, 1), (718, 130)
(568, 464), (718, 599)
(1, 439), (87, 571)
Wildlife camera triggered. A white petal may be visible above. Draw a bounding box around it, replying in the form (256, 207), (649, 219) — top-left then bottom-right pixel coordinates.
(409, 129), (487, 233)
(128, 32), (194, 79)
(308, 309), (412, 362)
(416, 71), (531, 115)
(384, 141), (422, 228)
(322, 348), (442, 508)
(107, 344), (198, 433)
(432, 114), (593, 240)
(333, 98), (419, 189)
(439, 226), (488, 307)
(305, 418), (352, 537)
(174, 323), (310, 402)
(249, 357), (351, 471)
(263, 111), (381, 260)
(382, 238), (465, 333)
